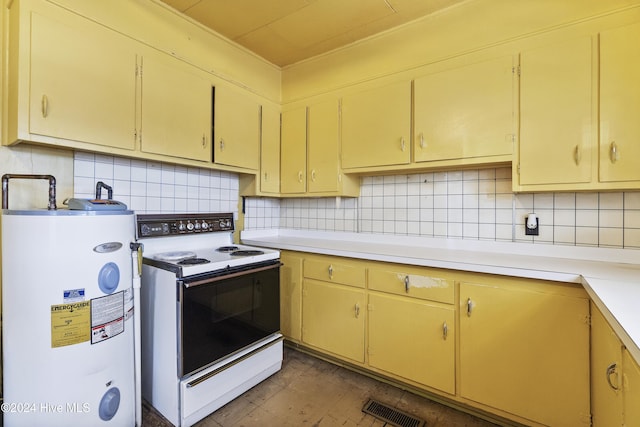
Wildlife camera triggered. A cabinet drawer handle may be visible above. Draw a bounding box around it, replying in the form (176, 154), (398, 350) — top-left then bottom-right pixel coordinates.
(466, 298), (473, 317)
(311, 170), (317, 182)
(404, 275), (410, 293)
(606, 362), (620, 390)
(573, 144), (581, 165)
(443, 321), (448, 340)
(297, 171), (303, 183)
(41, 94), (49, 118)
(328, 265), (333, 279)
(400, 137), (406, 152)
(355, 303), (360, 318)
(610, 141), (619, 163)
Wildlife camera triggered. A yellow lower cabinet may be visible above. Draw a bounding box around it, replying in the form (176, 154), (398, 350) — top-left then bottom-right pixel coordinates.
(368, 292), (455, 394)
(622, 348), (640, 426)
(280, 252), (303, 343)
(591, 303), (640, 426)
(591, 304), (624, 426)
(459, 280), (590, 426)
(302, 278), (365, 363)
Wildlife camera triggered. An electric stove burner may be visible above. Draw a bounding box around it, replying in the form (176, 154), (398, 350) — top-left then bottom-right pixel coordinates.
(231, 250), (265, 256)
(217, 246), (240, 253)
(177, 258), (211, 265)
(154, 251), (197, 262)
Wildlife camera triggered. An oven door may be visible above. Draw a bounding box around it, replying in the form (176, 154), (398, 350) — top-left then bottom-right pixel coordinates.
(178, 260), (280, 377)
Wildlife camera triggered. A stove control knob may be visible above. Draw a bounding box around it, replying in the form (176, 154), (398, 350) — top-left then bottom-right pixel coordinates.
(201, 221), (209, 230)
(186, 222), (194, 231)
(178, 222), (186, 231)
(194, 222), (201, 230)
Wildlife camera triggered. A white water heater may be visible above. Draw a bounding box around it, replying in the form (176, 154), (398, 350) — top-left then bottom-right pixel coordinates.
(1, 209), (137, 426)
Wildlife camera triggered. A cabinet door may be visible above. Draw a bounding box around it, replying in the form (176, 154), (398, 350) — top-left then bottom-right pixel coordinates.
(140, 50), (211, 161)
(341, 81), (411, 169)
(308, 99), (340, 193)
(518, 36), (593, 186)
(623, 349), (640, 426)
(599, 22), (640, 183)
(414, 56), (514, 162)
(591, 305), (624, 427)
(260, 104), (281, 194)
(213, 85), (260, 170)
(29, 11), (136, 150)
(459, 281), (590, 426)
(280, 252), (302, 342)
(280, 107), (307, 194)
(302, 279), (365, 363)
(368, 293), (455, 394)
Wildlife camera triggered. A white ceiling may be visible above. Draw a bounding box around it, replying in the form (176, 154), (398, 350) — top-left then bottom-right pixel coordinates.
(159, 0), (466, 67)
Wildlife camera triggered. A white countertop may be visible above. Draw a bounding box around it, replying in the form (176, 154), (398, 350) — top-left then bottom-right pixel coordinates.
(242, 228), (640, 363)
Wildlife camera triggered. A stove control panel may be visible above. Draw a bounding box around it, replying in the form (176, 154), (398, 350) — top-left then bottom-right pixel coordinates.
(136, 213), (234, 238)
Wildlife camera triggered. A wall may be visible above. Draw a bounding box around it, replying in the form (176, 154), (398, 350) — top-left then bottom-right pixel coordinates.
(73, 152), (239, 215)
(245, 167), (640, 250)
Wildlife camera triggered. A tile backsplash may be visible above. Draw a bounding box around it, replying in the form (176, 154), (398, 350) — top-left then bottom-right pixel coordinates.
(73, 153), (640, 250)
(73, 152), (239, 215)
(246, 167), (640, 250)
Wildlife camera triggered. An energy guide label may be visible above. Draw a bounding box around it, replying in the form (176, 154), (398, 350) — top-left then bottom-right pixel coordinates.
(51, 301), (91, 348)
(91, 291), (124, 344)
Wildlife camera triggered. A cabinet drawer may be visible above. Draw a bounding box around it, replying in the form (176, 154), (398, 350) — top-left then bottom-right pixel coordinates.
(304, 258), (366, 288)
(369, 266), (454, 304)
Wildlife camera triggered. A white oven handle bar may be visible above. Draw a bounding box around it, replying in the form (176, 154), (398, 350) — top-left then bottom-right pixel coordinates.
(182, 261), (281, 288)
(186, 336), (284, 388)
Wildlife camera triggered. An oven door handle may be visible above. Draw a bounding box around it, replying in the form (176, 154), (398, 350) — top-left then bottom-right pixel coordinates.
(182, 261), (281, 288)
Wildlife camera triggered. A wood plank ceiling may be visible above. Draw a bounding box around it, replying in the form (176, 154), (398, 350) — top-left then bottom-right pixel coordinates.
(158, 0), (466, 67)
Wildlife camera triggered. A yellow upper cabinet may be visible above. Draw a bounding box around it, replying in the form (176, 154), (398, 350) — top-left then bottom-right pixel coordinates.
(414, 56), (514, 163)
(341, 80), (412, 169)
(258, 103), (281, 194)
(517, 36), (594, 189)
(10, 6), (137, 150)
(213, 85), (260, 171)
(140, 49), (211, 162)
(599, 22), (640, 184)
(307, 99), (340, 193)
(280, 106), (307, 194)
(280, 100), (359, 196)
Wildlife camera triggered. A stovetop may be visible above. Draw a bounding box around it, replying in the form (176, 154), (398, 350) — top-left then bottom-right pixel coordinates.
(136, 213), (279, 277)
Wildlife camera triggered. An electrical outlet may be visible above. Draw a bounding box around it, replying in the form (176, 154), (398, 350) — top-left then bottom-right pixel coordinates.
(525, 214), (539, 236)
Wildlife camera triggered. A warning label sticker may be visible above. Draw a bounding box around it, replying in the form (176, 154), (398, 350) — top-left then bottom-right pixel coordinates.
(51, 301), (91, 348)
(91, 291), (124, 344)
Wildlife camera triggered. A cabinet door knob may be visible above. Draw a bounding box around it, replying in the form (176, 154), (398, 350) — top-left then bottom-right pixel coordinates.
(610, 141), (619, 163)
(606, 362), (620, 390)
(311, 170), (316, 182)
(443, 321), (448, 340)
(419, 133), (426, 149)
(219, 138), (225, 150)
(297, 171), (304, 183)
(573, 144), (581, 165)
(404, 275), (410, 293)
(400, 137), (406, 152)
(466, 298), (473, 317)
(202, 134), (207, 148)
(355, 303), (360, 318)
(41, 94), (49, 118)
(328, 265), (333, 279)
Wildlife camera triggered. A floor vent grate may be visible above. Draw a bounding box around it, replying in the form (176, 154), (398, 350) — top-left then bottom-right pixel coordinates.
(362, 398), (426, 427)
